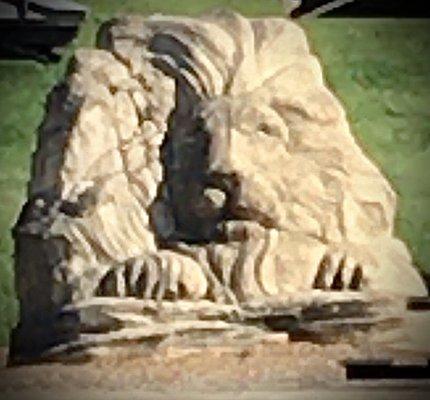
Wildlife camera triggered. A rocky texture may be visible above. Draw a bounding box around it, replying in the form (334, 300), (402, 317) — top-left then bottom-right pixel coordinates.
(0, 340), (360, 392)
(34, 293), (430, 361)
(10, 83), (83, 361)
(1, 327), (429, 393)
(9, 11), (428, 362)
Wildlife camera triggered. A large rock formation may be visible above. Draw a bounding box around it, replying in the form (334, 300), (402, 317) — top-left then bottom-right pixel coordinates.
(9, 11), (427, 362)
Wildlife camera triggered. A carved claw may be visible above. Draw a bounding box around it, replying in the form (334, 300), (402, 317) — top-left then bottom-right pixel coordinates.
(325, 252), (343, 289)
(143, 256), (159, 299)
(96, 264), (127, 297)
(155, 255), (167, 303)
(115, 264), (127, 297)
(127, 258), (144, 296)
(166, 256), (181, 300)
(313, 252), (365, 291)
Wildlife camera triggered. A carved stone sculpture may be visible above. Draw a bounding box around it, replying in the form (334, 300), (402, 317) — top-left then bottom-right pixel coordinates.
(9, 11), (427, 362)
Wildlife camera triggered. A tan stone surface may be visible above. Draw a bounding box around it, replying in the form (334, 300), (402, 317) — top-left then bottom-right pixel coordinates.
(0, 340), (357, 391)
(47, 11), (426, 303)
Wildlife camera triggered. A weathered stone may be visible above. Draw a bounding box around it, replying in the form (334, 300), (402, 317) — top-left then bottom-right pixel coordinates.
(9, 82), (83, 364)
(10, 11), (428, 362)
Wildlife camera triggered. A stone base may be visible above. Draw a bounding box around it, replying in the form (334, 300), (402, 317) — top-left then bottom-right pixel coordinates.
(9, 292), (430, 365)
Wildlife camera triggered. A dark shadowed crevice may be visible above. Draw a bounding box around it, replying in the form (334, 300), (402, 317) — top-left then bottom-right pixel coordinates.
(149, 73), (223, 245)
(147, 34), (233, 247)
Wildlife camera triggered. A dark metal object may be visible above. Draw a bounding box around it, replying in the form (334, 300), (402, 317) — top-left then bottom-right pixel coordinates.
(0, 0), (88, 62)
(407, 297), (430, 311)
(291, 0), (430, 18)
(346, 360), (430, 380)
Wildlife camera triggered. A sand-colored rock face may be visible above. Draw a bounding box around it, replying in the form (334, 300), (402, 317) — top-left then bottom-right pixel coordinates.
(26, 12), (428, 307)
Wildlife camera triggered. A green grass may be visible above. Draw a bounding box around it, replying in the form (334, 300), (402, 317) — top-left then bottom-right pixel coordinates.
(0, 1), (429, 344)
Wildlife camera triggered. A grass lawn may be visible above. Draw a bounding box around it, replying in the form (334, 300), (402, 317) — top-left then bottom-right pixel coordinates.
(0, 0), (429, 344)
